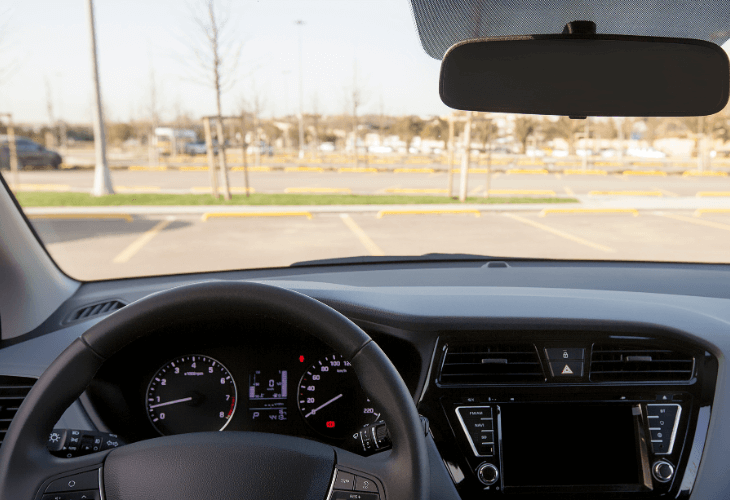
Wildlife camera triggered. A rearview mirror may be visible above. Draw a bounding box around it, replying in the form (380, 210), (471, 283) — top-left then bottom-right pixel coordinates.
(439, 35), (729, 117)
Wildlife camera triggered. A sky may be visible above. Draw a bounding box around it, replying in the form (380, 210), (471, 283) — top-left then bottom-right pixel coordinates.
(0, 0), (450, 125)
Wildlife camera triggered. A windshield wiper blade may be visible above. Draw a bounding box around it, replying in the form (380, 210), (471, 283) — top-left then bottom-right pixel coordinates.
(289, 253), (504, 267)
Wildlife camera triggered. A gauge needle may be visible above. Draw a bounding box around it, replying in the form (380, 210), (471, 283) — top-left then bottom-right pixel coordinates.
(305, 394), (343, 417)
(149, 397), (193, 409)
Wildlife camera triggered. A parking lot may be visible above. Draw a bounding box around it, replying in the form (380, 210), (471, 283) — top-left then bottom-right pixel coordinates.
(11, 167), (730, 197)
(28, 209), (730, 281)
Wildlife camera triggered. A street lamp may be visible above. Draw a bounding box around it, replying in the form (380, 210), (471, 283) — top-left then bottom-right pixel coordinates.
(295, 20), (305, 159)
(87, 0), (114, 195)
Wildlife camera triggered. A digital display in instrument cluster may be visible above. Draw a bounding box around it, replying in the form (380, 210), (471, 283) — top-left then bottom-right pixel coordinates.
(248, 369), (288, 422)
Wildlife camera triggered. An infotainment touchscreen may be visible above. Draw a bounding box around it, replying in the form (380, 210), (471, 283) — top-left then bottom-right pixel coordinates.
(500, 404), (642, 487)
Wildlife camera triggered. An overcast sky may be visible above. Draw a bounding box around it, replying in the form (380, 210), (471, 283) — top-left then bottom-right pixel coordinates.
(0, 0), (450, 124)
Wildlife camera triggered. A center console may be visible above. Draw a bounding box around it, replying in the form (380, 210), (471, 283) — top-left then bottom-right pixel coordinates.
(417, 329), (717, 499)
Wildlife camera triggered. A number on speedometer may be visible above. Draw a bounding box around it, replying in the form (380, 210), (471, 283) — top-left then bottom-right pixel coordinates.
(297, 353), (381, 438)
(146, 355), (237, 435)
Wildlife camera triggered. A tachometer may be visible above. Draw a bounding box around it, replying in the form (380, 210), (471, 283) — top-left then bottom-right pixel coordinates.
(298, 353), (381, 438)
(146, 354), (237, 435)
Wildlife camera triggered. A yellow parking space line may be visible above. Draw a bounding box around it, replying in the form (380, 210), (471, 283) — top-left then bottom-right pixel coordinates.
(231, 166), (271, 172)
(230, 187), (256, 194)
(489, 189), (556, 196)
(632, 161), (664, 168)
(180, 166), (208, 172)
(284, 166), (324, 172)
(115, 185), (162, 192)
(503, 213), (615, 253)
(594, 162), (622, 167)
(563, 186), (575, 196)
(467, 168), (496, 174)
(340, 214), (384, 256)
(652, 188), (679, 197)
(696, 191), (730, 197)
(112, 217), (174, 264)
(659, 213), (730, 231)
(376, 208), (480, 218)
(28, 213), (133, 222)
(516, 160), (545, 166)
(506, 169), (548, 175)
(129, 165), (168, 171)
(284, 187), (351, 194)
(202, 211), (312, 221)
(539, 208), (638, 217)
(338, 167), (378, 173)
(622, 170), (667, 176)
(469, 186), (484, 196)
(563, 169), (607, 175)
(14, 183), (71, 191)
(393, 168), (435, 174)
(384, 188), (448, 194)
(682, 170), (728, 177)
(693, 208), (730, 217)
(588, 190), (663, 197)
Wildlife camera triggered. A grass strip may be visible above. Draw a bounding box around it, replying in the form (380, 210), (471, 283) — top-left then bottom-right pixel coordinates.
(15, 192), (578, 207)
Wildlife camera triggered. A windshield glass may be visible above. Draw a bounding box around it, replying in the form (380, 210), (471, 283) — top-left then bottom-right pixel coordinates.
(2, 1), (730, 281)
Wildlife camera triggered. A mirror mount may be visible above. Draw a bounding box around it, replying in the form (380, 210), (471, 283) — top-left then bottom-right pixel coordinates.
(563, 21), (596, 36)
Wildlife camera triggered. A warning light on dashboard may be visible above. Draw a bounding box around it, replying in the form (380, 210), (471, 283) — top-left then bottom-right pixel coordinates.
(326, 421), (336, 428)
(299, 355), (305, 363)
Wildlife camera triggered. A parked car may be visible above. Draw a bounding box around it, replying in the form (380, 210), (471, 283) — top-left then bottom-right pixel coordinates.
(184, 141), (208, 155)
(0, 136), (62, 170)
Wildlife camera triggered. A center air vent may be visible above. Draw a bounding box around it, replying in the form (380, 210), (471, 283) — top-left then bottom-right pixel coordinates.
(439, 343), (544, 385)
(64, 300), (126, 324)
(0, 376), (35, 448)
(590, 344), (695, 382)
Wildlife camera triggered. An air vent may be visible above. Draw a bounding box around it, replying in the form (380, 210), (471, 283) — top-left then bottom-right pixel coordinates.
(0, 376), (35, 448)
(590, 344), (695, 382)
(439, 343), (544, 385)
(64, 300), (126, 324)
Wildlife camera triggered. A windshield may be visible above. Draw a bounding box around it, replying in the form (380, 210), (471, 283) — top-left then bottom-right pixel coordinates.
(2, 1), (730, 281)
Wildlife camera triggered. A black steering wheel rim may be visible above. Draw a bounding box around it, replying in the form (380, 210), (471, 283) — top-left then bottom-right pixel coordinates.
(0, 281), (428, 500)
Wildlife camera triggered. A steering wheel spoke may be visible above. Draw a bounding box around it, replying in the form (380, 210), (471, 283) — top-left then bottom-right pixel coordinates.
(33, 459), (108, 500)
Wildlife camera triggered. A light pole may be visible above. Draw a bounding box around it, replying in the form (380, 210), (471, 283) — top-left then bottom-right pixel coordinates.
(295, 20), (305, 159)
(87, 0), (114, 195)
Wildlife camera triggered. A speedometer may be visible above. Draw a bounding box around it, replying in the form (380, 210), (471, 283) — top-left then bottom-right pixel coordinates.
(298, 353), (381, 438)
(146, 355), (237, 435)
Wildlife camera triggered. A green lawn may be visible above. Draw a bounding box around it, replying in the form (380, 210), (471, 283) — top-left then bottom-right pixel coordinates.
(15, 192), (578, 207)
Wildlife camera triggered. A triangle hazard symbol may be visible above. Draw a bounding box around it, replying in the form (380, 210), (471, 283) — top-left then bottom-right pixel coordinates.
(561, 364), (573, 375)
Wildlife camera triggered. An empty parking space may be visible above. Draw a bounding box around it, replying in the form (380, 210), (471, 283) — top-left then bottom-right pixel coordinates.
(28, 209), (730, 280)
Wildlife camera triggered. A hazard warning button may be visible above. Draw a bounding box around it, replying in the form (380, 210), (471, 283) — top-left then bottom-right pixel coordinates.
(549, 360), (584, 377)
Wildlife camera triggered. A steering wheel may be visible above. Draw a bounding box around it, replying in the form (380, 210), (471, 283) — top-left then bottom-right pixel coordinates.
(0, 281), (428, 500)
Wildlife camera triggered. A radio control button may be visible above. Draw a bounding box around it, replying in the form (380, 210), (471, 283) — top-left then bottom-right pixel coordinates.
(549, 361), (584, 377)
(477, 463), (499, 486)
(652, 461), (674, 483)
(458, 407), (492, 419)
(545, 348), (585, 360)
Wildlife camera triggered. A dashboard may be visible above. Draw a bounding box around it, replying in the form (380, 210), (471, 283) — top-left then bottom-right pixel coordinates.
(2, 260), (730, 499)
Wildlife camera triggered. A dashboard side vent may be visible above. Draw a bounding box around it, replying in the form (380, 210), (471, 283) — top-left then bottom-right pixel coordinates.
(439, 343), (544, 385)
(64, 300), (126, 324)
(0, 376), (35, 448)
(590, 344), (695, 382)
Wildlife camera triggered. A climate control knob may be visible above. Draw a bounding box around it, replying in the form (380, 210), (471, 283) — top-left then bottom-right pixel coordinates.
(477, 463), (499, 486)
(652, 460), (674, 483)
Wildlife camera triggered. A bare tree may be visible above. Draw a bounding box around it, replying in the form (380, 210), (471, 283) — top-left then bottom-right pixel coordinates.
(240, 81), (267, 165)
(186, 0), (241, 200)
(344, 62), (367, 166)
(147, 67), (162, 165)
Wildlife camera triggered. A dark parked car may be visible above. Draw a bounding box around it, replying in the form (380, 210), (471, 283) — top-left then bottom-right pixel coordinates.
(0, 136), (63, 170)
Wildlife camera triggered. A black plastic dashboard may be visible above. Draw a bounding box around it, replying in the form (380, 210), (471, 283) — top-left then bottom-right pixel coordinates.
(1, 259), (730, 499)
